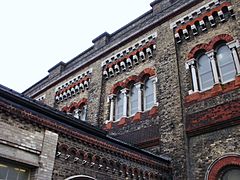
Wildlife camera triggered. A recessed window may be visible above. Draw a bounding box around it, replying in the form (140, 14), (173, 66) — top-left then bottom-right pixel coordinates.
(197, 54), (214, 91)
(144, 78), (154, 110)
(217, 45), (236, 83)
(115, 91), (124, 120)
(0, 162), (30, 180)
(130, 85), (138, 115)
(187, 39), (240, 94)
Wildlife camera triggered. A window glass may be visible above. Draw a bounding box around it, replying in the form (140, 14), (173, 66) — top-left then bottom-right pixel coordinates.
(115, 92), (124, 120)
(80, 105), (87, 121)
(144, 79), (154, 110)
(217, 45), (236, 83)
(222, 168), (240, 180)
(130, 85), (138, 115)
(197, 54), (214, 90)
(0, 162), (29, 180)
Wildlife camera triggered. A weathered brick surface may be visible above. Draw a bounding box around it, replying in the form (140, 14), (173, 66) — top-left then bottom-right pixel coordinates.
(188, 126), (240, 180)
(19, 0), (240, 179)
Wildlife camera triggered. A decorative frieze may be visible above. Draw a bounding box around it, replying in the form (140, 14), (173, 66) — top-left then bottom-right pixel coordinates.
(102, 41), (156, 80)
(55, 68), (92, 103)
(170, 0), (221, 29)
(172, 1), (235, 43)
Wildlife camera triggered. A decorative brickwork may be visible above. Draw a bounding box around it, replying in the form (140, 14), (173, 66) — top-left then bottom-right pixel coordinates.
(186, 99), (240, 136)
(187, 34), (234, 59)
(206, 154), (240, 180)
(185, 76), (240, 104)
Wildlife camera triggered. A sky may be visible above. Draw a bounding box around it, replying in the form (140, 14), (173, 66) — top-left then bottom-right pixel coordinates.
(0, 0), (153, 92)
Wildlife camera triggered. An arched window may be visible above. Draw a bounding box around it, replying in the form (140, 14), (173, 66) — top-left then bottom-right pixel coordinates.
(130, 85), (138, 115)
(216, 44), (236, 83)
(221, 168), (240, 180)
(197, 54), (214, 91)
(144, 78), (154, 110)
(115, 91), (124, 120)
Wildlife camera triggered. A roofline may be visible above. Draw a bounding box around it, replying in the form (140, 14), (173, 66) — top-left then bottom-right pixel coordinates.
(23, 0), (202, 97)
(0, 84), (171, 163)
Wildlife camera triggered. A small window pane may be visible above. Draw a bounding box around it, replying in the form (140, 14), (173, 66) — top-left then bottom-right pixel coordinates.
(0, 163), (8, 179)
(198, 54), (214, 90)
(80, 105), (87, 121)
(0, 162), (29, 180)
(7, 167), (18, 180)
(144, 79), (154, 110)
(217, 45), (236, 83)
(115, 92), (124, 120)
(130, 86), (138, 115)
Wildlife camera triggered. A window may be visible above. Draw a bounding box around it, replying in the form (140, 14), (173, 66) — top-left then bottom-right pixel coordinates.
(187, 39), (240, 94)
(71, 105), (87, 121)
(130, 85), (138, 115)
(144, 78), (154, 110)
(221, 168), (240, 180)
(197, 54), (214, 91)
(115, 91), (124, 120)
(217, 45), (236, 83)
(80, 105), (87, 121)
(108, 72), (158, 123)
(0, 162), (29, 180)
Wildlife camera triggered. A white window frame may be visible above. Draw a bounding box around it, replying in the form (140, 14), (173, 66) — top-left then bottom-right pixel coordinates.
(143, 76), (158, 111)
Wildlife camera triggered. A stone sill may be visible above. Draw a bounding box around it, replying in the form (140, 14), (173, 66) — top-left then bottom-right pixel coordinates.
(103, 106), (158, 130)
(184, 76), (240, 106)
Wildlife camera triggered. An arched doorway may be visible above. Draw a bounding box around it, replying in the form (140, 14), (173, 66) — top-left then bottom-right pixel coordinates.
(65, 175), (96, 180)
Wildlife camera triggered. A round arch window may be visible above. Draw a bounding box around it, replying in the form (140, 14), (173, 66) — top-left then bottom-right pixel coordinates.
(219, 167), (240, 180)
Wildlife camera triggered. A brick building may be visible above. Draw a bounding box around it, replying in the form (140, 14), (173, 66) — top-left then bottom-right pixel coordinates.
(0, 0), (240, 179)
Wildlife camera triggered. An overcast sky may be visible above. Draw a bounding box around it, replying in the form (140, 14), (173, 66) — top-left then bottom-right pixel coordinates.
(0, 0), (153, 92)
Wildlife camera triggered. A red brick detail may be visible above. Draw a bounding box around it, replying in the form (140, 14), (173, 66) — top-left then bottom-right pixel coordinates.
(139, 68), (156, 81)
(61, 106), (69, 112)
(68, 147), (77, 156)
(148, 106), (158, 118)
(69, 102), (78, 111)
(188, 43), (209, 59)
(186, 99), (240, 133)
(0, 101), (171, 168)
(61, 98), (88, 112)
(234, 75), (240, 86)
(176, 2), (232, 32)
(55, 77), (90, 96)
(58, 143), (69, 152)
(111, 68), (156, 93)
(188, 33), (234, 60)
(132, 112), (142, 122)
(209, 34), (234, 50)
(117, 117), (127, 127)
(125, 75), (138, 87)
(111, 81), (126, 94)
(105, 41), (156, 70)
(185, 78), (240, 105)
(77, 98), (87, 108)
(207, 155), (240, 180)
(105, 121), (113, 130)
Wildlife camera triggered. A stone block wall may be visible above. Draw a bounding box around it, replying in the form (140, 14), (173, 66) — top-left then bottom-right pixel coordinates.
(173, 0), (240, 179)
(0, 102), (58, 180)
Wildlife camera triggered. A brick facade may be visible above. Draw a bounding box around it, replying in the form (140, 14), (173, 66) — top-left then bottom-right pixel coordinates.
(2, 0), (240, 179)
